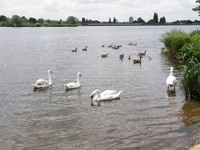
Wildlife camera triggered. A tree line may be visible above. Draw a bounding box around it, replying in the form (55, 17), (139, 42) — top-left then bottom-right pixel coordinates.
(0, 15), (80, 27)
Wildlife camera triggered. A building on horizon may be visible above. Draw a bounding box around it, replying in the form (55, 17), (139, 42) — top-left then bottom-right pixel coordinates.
(129, 17), (134, 23)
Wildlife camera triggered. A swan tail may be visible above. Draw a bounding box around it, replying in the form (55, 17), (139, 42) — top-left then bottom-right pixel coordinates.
(117, 90), (123, 96)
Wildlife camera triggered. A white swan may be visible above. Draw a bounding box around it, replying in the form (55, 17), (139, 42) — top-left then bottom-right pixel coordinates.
(90, 89), (123, 106)
(166, 67), (177, 91)
(64, 72), (82, 90)
(32, 70), (53, 89)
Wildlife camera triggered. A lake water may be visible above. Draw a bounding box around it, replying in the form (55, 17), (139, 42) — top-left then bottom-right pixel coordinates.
(0, 26), (200, 150)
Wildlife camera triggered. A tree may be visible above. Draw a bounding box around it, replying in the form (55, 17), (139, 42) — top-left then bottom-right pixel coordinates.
(38, 18), (44, 24)
(153, 12), (158, 23)
(193, 0), (200, 16)
(160, 16), (166, 24)
(29, 17), (37, 24)
(147, 19), (154, 24)
(113, 17), (117, 23)
(137, 17), (145, 23)
(66, 16), (79, 25)
(82, 17), (86, 23)
(0, 15), (7, 22)
(109, 17), (111, 23)
(11, 15), (22, 27)
(21, 16), (29, 26)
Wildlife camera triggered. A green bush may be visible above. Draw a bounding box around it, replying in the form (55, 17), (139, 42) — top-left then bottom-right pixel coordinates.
(160, 29), (191, 56)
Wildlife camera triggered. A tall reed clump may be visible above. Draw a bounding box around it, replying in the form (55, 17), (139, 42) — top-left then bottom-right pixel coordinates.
(181, 31), (200, 99)
(161, 29), (200, 100)
(160, 29), (191, 57)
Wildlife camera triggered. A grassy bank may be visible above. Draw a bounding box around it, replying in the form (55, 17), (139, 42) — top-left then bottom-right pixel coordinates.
(160, 29), (200, 100)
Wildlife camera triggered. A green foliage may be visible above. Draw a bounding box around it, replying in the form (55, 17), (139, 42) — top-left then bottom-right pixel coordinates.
(181, 43), (200, 63)
(159, 17), (166, 24)
(161, 29), (200, 100)
(181, 57), (200, 99)
(153, 12), (158, 23)
(193, 0), (200, 16)
(11, 15), (23, 27)
(190, 30), (200, 43)
(29, 17), (37, 24)
(0, 15), (7, 22)
(161, 47), (169, 55)
(160, 29), (191, 56)
(0, 14), (81, 27)
(137, 17), (146, 23)
(113, 17), (117, 23)
(66, 16), (79, 25)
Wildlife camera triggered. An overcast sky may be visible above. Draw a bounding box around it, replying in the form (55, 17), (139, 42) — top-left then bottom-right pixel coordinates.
(0, 0), (199, 22)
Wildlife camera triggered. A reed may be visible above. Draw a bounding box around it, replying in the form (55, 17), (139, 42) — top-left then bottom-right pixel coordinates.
(161, 29), (200, 100)
(182, 58), (200, 99)
(181, 41), (200, 99)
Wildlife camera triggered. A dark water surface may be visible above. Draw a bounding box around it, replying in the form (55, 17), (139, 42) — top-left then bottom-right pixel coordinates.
(0, 26), (200, 150)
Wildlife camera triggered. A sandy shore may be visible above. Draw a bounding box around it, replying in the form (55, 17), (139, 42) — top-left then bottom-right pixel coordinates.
(189, 144), (200, 150)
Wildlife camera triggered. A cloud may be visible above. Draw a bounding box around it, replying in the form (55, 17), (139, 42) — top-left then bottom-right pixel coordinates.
(42, 0), (60, 13)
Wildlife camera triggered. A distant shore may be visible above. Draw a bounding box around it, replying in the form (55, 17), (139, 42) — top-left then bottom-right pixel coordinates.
(84, 23), (200, 26)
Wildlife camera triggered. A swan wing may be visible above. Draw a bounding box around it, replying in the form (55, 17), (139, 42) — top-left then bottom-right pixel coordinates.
(65, 82), (80, 89)
(101, 90), (118, 97)
(98, 90), (123, 101)
(35, 79), (49, 85)
(166, 76), (177, 86)
(32, 83), (50, 89)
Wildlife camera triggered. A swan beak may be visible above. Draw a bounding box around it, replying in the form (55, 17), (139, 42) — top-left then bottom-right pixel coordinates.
(91, 95), (94, 99)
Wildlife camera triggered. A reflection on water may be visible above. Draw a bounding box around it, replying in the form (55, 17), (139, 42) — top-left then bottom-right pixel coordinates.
(167, 90), (176, 97)
(182, 99), (200, 125)
(0, 26), (200, 150)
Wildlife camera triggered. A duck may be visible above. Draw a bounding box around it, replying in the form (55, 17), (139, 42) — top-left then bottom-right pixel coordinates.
(128, 55), (131, 60)
(128, 42), (133, 45)
(101, 54), (108, 58)
(166, 67), (177, 91)
(64, 72), (82, 90)
(138, 50), (146, 57)
(128, 42), (137, 46)
(132, 42), (137, 46)
(72, 47), (77, 52)
(108, 44), (113, 48)
(32, 70), (53, 90)
(119, 54), (124, 59)
(82, 46), (87, 51)
(133, 55), (142, 64)
(90, 89), (123, 106)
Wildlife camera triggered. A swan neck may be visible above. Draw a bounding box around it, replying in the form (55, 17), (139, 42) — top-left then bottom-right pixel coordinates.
(93, 90), (100, 100)
(48, 72), (52, 85)
(77, 74), (80, 85)
(170, 67), (173, 76)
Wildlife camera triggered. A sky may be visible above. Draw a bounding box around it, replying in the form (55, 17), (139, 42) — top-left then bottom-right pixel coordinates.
(0, 0), (199, 22)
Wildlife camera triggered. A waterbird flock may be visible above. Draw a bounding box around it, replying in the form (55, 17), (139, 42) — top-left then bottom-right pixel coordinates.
(32, 42), (178, 106)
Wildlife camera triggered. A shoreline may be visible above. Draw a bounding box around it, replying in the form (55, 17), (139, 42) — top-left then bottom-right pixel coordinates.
(84, 23), (200, 26)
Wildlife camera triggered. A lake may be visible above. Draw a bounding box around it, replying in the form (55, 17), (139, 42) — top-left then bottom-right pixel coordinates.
(0, 26), (200, 150)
